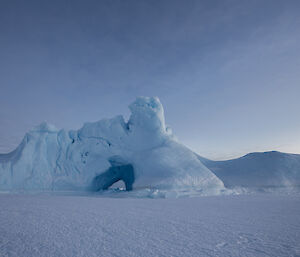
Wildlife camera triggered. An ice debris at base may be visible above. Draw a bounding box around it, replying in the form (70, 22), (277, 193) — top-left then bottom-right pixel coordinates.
(0, 97), (225, 194)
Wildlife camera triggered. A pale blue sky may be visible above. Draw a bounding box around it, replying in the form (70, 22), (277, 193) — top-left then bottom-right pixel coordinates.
(0, 0), (300, 159)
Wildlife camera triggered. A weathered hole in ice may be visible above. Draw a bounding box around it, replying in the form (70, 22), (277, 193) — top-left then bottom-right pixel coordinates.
(110, 180), (126, 190)
(93, 164), (135, 191)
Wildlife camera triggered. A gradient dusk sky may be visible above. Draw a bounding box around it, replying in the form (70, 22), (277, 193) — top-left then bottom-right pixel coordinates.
(0, 0), (300, 160)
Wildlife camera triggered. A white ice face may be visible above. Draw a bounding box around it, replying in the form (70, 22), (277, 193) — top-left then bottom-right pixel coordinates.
(0, 96), (224, 194)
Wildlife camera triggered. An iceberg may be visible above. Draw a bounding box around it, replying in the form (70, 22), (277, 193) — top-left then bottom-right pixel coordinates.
(0, 97), (225, 194)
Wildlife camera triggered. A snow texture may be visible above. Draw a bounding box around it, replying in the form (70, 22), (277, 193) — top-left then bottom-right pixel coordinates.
(0, 193), (299, 257)
(0, 97), (224, 194)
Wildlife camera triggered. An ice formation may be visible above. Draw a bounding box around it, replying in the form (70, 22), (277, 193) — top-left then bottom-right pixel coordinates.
(0, 97), (224, 193)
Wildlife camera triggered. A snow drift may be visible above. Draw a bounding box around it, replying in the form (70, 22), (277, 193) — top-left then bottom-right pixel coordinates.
(0, 97), (224, 194)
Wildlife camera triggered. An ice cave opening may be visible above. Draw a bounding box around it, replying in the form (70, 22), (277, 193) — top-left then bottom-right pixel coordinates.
(110, 180), (126, 190)
(93, 163), (135, 191)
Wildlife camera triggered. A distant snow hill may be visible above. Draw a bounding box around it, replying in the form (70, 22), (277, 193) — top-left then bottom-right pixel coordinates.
(198, 151), (300, 189)
(0, 97), (224, 194)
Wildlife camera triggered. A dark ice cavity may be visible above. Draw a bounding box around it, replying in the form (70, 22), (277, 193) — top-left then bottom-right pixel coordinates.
(93, 164), (135, 191)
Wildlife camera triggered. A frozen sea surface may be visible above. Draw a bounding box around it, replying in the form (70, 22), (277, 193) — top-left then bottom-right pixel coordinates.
(0, 193), (299, 257)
